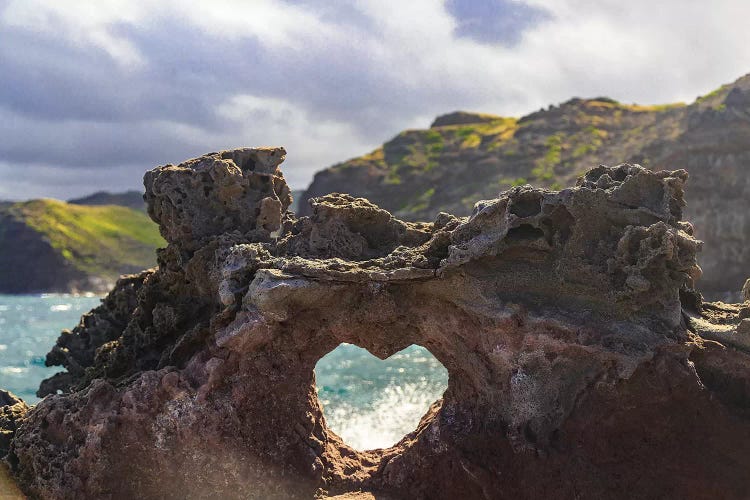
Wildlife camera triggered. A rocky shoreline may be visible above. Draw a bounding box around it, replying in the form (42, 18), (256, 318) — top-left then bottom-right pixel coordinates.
(2, 148), (749, 499)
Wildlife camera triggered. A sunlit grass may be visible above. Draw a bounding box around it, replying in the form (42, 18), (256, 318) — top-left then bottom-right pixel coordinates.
(8, 199), (164, 278)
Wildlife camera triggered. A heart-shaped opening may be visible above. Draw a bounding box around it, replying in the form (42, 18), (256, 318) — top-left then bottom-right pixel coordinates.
(314, 343), (448, 451)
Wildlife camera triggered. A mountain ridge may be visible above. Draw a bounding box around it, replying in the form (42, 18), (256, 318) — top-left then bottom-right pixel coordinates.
(68, 190), (145, 211)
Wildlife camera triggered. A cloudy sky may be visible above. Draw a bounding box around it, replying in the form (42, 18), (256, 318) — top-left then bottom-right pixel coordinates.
(1, 0), (749, 200)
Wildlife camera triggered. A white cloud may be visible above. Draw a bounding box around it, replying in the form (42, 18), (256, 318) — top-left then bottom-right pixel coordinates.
(170, 0), (328, 47)
(0, 161), (140, 200)
(215, 93), (377, 188)
(1, 0), (147, 67)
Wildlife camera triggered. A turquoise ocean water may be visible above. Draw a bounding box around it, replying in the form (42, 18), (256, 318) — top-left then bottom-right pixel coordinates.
(0, 295), (447, 450)
(0, 294), (100, 402)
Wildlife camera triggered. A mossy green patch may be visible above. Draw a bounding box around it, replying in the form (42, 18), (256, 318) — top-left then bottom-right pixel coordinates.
(423, 130), (445, 155)
(423, 129), (444, 144)
(570, 125), (607, 158)
(361, 148), (385, 162)
(626, 102), (686, 112)
(456, 126), (476, 139)
(696, 84), (730, 104)
(584, 99), (686, 113)
(460, 134), (482, 149)
(385, 170), (402, 184)
(401, 187), (436, 213)
(386, 130), (448, 175)
(532, 133), (564, 181)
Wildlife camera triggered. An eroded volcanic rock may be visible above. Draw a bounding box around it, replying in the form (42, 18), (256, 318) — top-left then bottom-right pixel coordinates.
(4, 149), (750, 499)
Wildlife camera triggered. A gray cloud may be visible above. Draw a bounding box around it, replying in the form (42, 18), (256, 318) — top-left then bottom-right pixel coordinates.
(0, 0), (749, 200)
(446, 0), (551, 45)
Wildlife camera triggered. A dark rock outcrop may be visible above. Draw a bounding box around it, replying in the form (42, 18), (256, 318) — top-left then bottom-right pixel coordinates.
(430, 111), (503, 128)
(144, 147), (291, 253)
(4, 149), (750, 499)
(0, 391), (28, 462)
(0, 392), (26, 499)
(37, 272), (152, 398)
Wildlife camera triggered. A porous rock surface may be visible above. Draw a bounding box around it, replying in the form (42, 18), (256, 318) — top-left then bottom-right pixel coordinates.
(3, 149), (750, 499)
(0, 391), (28, 462)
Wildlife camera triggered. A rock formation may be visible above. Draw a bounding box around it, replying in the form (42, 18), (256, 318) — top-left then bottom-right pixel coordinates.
(3, 148), (750, 499)
(301, 72), (750, 296)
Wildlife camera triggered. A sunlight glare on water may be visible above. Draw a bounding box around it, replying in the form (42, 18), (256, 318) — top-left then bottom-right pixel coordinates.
(314, 343), (449, 451)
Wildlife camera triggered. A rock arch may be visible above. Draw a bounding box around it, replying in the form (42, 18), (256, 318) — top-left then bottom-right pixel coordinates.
(6, 149), (750, 499)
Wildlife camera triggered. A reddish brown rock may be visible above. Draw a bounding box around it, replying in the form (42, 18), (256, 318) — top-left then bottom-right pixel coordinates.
(4, 150), (750, 499)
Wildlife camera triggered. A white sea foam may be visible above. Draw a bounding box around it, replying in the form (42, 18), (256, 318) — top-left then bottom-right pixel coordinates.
(1, 367), (28, 375)
(321, 382), (442, 450)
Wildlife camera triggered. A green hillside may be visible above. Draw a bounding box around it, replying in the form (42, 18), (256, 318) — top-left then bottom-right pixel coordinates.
(0, 199), (163, 293)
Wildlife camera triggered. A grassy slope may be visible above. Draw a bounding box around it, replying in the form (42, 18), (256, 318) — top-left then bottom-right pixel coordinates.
(8, 199), (163, 279)
(393, 100), (687, 210)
